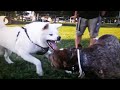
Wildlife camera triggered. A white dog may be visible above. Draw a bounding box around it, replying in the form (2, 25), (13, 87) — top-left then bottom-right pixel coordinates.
(0, 20), (62, 76)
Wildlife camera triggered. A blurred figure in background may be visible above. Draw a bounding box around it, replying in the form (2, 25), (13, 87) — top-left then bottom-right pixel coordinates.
(73, 11), (106, 48)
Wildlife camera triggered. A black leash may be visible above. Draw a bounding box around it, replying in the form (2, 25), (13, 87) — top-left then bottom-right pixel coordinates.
(16, 27), (49, 55)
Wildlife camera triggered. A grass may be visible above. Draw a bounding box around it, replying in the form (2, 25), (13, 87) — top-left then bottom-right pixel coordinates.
(0, 24), (120, 79)
(58, 26), (120, 48)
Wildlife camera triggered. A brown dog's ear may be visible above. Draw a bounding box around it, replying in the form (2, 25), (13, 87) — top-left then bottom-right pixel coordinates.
(42, 24), (49, 30)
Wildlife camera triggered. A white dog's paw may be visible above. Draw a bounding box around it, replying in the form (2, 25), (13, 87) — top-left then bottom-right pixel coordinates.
(37, 71), (44, 76)
(7, 60), (14, 64)
(5, 58), (14, 64)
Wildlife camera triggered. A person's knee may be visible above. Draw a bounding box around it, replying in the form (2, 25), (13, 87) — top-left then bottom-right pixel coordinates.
(76, 30), (83, 36)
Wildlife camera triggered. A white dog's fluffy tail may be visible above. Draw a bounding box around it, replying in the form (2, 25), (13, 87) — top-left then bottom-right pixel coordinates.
(0, 16), (7, 28)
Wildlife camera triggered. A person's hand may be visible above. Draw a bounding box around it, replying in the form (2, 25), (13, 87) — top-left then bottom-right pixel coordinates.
(73, 11), (78, 21)
(71, 15), (77, 22)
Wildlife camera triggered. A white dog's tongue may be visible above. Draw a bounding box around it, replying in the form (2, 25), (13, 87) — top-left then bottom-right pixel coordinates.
(48, 41), (58, 50)
(51, 42), (58, 50)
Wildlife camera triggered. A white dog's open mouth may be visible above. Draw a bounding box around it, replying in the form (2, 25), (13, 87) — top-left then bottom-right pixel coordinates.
(47, 40), (58, 50)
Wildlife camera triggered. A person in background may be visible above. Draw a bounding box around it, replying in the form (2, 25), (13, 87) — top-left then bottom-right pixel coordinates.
(73, 11), (106, 48)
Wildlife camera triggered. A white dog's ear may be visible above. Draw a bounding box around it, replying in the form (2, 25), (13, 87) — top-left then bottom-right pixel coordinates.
(42, 24), (49, 30)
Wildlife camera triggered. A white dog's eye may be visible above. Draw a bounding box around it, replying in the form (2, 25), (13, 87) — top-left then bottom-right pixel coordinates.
(49, 34), (53, 36)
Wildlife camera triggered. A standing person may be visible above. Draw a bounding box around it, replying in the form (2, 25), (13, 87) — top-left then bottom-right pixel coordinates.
(74, 11), (106, 48)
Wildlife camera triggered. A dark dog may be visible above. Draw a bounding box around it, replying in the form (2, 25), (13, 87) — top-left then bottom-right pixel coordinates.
(49, 34), (120, 79)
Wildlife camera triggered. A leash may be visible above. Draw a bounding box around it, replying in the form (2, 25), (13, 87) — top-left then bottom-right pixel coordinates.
(76, 17), (83, 78)
(16, 27), (49, 54)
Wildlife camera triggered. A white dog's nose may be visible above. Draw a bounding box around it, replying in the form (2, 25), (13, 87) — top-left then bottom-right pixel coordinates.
(57, 36), (61, 41)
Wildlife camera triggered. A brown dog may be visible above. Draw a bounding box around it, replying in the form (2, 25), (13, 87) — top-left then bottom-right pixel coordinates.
(49, 47), (79, 71)
(49, 34), (120, 79)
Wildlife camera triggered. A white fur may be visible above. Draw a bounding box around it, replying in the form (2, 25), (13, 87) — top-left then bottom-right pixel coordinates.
(65, 70), (72, 74)
(0, 20), (62, 76)
(59, 48), (64, 50)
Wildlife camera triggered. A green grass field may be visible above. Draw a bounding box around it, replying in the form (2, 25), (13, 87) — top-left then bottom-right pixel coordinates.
(0, 25), (120, 79)
(58, 26), (120, 48)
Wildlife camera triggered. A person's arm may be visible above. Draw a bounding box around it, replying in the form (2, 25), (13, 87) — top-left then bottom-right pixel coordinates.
(100, 11), (106, 16)
(73, 11), (78, 22)
(73, 11), (78, 19)
(74, 11), (78, 17)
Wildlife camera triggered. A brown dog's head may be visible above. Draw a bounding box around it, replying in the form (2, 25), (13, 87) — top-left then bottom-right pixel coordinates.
(48, 44), (82, 71)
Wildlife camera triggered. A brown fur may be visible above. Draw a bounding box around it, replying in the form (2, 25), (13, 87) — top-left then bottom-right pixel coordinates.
(49, 34), (120, 79)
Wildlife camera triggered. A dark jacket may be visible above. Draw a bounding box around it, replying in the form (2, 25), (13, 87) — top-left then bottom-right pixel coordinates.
(78, 11), (100, 19)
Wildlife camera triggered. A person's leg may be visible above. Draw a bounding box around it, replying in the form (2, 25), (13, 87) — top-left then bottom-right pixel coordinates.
(75, 35), (82, 48)
(88, 16), (102, 46)
(89, 38), (97, 46)
(75, 17), (87, 48)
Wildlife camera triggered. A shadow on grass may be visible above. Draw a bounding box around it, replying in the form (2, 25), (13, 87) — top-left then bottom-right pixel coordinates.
(58, 38), (90, 48)
(61, 23), (120, 28)
(7, 21), (120, 28)
(7, 20), (31, 25)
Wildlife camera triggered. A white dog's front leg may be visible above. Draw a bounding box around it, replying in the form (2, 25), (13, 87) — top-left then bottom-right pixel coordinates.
(4, 49), (14, 64)
(17, 52), (43, 76)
